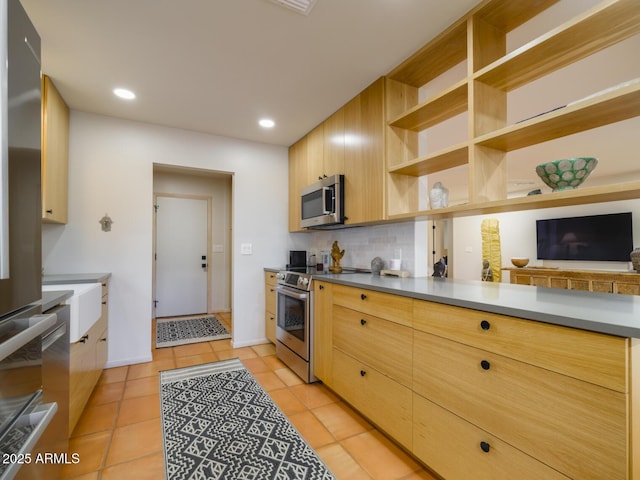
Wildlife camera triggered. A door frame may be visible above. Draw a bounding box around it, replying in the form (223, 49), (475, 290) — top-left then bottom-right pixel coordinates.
(152, 192), (212, 318)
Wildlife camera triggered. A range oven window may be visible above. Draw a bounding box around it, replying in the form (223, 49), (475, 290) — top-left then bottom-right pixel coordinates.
(275, 285), (311, 361)
(279, 294), (305, 342)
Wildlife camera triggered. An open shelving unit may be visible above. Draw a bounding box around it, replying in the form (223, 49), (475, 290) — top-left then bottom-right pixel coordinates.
(384, 0), (640, 221)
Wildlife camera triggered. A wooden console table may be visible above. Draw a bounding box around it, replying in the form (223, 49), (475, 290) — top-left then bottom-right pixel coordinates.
(504, 268), (640, 296)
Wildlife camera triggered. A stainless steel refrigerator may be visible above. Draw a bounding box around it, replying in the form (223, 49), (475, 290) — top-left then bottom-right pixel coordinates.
(0, 1), (59, 478)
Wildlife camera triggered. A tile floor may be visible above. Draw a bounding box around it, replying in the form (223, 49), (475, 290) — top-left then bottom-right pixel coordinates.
(58, 313), (439, 480)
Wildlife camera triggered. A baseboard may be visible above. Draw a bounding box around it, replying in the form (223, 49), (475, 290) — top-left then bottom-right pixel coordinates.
(231, 337), (269, 348)
(105, 354), (153, 369)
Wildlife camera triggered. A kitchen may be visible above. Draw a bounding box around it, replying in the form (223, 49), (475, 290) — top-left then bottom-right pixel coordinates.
(1, 0), (640, 479)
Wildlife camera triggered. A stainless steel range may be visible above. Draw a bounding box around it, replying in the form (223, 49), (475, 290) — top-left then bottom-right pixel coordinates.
(274, 270), (317, 383)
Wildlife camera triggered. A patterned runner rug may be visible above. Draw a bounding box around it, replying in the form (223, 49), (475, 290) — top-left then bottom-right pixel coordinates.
(156, 315), (231, 348)
(160, 359), (336, 480)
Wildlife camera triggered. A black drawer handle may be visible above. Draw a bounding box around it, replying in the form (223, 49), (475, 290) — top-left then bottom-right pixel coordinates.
(480, 360), (491, 370)
(360, 319), (367, 326)
(46, 209), (53, 214)
(319, 284), (324, 290)
(78, 334), (89, 344)
(360, 370), (366, 377)
(360, 293), (367, 300)
(480, 320), (491, 330)
(480, 441), (491, 453)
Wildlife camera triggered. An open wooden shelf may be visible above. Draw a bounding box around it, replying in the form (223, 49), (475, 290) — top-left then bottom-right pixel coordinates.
(474, 0), (640, 91)
(388, 80), (468, 131)
(389, 144), (468, 177)
(473, 0), (560, 33)
(383, 0), (640, 223)
(388, 181), (640, 221)
(475, 80), (640, 151)
(387, 21), (467, 88)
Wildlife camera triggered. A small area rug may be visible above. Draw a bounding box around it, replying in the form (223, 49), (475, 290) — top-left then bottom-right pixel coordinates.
(156, 315), (230, 348)
(160, 358), (336, 480)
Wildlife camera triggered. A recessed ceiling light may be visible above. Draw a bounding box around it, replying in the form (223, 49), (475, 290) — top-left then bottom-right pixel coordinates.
(113, 88), (136, 100)
(259, 118), (275, 128)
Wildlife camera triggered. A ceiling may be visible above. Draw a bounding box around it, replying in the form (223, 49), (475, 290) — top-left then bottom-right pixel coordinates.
(21, 0), (481, 147)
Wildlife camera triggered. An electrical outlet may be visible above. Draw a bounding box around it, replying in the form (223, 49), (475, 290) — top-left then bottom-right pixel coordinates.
(240, 243), (252, 255)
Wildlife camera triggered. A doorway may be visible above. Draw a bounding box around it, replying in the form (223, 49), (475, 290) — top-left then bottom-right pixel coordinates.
(154, 194), (210, 317)
(152, 165), (232, 323)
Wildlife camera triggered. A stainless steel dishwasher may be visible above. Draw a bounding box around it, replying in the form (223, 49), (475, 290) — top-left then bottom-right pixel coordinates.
(15, 304), (70, 480)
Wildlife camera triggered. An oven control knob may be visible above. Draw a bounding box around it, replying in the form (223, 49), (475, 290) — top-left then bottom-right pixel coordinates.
(276, 272), (285, 280)
(299, 277), (309, 286)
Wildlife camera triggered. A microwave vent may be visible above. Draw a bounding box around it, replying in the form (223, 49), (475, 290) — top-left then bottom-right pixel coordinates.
(269, 0), (318, 15)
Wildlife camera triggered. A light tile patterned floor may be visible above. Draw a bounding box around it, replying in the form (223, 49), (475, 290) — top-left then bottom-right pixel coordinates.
(58, 313), (439, 480)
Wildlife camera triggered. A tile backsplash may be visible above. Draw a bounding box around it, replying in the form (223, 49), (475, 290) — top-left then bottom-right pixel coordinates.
(289, 222), (424, 275)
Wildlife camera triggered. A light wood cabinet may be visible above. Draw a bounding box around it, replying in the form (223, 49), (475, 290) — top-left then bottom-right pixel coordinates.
(264, 272), (277, 344)
(413, 300), (627, 392)
(414, 330), (627, 480)
(332, 348), (412, 449)
(343, 77), (386, 225)
(69, 280), (109, 433)
(41, 75), (69, 224)
(332, 283), (412, 325)
(288, 77), (387, 231)
(413, 393), (571, 480)
(316, 282), (637, 480)
(385, 0), (640, 221)
(313, 281), (333, 384)
(332, 304), (412, 387)
(505, 267), (640, 296)
(329, 283), (413, 449)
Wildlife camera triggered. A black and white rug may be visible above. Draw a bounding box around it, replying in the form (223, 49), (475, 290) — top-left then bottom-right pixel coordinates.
(160, 359), (336, 480)
(156, 315), (231, 348)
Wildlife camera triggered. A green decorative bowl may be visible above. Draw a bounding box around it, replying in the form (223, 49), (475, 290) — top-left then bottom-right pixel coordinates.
(536, 157), (598, 191)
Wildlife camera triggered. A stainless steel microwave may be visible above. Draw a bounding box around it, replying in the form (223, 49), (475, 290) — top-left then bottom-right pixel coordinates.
(300, 174), (344, 228)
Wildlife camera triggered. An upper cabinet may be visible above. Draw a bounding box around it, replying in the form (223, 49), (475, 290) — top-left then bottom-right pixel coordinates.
(288, 77), (386, 232)
(41, 75), (70, 224)
(385, 0), (640, 220)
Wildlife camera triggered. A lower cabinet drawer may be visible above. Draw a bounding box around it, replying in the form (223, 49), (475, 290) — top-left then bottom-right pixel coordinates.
(333, 305), (412, 386)
(332, 348), (412, 449)
(265, 311), (276, 344)
(413, 331), (627, 480)
(413, 300), (627, 392)
(413, 394), (571, 480)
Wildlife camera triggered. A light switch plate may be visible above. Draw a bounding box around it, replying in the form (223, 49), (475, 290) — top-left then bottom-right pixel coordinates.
(240, 243), (252, 255)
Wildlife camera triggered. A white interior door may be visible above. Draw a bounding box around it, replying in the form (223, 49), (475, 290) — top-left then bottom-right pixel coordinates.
(155, 196), (208, 317)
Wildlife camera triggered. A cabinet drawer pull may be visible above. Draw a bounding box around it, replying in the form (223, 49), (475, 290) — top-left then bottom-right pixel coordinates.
(77, 334), (89, 344)
(319, 284), (324, 290)
(360, 319), (367, 326)
(480, 441), (491, 453)
(46, 209), (53, 214)
(480, 320), (491, 330)
(360, 293), (367, 300)
(360, 370), (366, 377)
(480, 360), (491, 370)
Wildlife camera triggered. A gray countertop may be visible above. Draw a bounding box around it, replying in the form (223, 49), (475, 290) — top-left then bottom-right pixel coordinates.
(299, 271), (640, 338)
(40, 290), (74, 312)
(43, 273), (111, 285)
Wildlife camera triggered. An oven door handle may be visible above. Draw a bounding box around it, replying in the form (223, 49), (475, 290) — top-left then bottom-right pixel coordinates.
(0, 313), (57, 362)
(275, 285), (308, 300)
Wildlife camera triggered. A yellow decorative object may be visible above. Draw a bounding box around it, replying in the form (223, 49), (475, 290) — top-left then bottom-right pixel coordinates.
(329, 241), (345, 273)
(481, 219), (501, 282)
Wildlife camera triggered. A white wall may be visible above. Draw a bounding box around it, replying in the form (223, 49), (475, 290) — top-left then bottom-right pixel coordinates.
(42, 111), (289, 367)
(453, 199), (640, 282)
(153, 171), (232, 312)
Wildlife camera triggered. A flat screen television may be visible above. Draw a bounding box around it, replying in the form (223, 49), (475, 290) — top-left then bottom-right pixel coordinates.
(536, 212), (633, 262)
